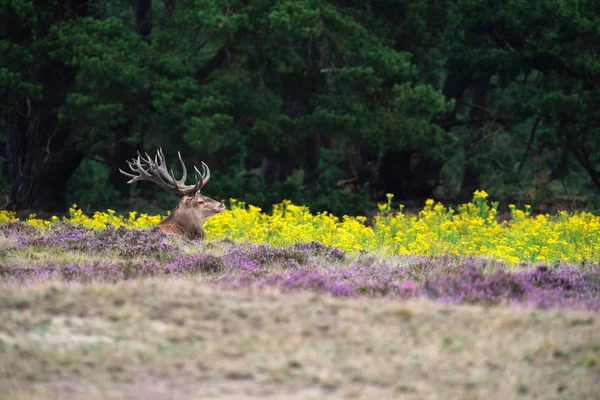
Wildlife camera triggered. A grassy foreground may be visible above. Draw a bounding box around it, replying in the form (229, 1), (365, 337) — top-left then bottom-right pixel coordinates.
(1, 197), (600, 399)
(1, 279), (599, 400)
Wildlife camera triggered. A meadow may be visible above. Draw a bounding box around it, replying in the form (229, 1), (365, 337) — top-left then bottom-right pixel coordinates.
(1, 191), (599, 399)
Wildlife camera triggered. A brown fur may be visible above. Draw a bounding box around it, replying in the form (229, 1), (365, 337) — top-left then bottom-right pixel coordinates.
(120, 149), (223, 240)
(158, 192), (225, 240)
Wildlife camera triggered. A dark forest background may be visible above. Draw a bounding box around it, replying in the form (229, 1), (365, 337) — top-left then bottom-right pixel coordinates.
(1, 0), (599, 216)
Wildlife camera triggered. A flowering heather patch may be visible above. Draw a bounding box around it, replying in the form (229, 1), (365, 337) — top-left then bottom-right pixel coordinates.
(219, 241), (345, 273)
(216, 262), (600, 312)
(423, 264), (600, 310)
(1, 222), (599, 312)
(0, 254), (224, 282)
(517, 265), (600, 310)
(164, 254), (225, 274)
(291, 241), (346, 262)
(9, 222), (177, 259)
(0, 221), (39, 237)
(212, 246), (600, 312)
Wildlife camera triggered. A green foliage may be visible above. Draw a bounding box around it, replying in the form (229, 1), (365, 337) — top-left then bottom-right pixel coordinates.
(46, 16), (153, 150)
(305, 147), (372, 215)
(426, 0), (600, 205)
(1, 0), (599, 214)
(67, 159), (121, 211)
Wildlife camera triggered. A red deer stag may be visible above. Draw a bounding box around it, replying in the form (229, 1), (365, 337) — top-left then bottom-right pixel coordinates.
(120, 148), (225, 240)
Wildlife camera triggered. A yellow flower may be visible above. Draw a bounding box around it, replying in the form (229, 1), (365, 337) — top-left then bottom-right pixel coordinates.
(4, 190), (599, 265)
(473, 189), (489, 199)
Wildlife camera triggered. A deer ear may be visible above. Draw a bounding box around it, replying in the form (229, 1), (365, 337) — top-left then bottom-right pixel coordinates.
(183, 196), (194, 208)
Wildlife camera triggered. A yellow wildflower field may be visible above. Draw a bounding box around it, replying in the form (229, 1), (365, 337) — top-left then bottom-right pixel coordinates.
(1, 190), (599, 264)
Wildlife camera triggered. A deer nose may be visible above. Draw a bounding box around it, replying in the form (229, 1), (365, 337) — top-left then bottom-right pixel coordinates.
(219, 203), (226, 211)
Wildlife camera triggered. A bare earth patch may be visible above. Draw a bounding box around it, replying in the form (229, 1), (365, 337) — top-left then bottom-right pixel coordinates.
(0, 279), (599, 399)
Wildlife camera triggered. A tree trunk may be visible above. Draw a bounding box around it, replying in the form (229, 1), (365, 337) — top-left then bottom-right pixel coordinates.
(261, 151), (295, 185)
(108, 122), (139, 198)
(6, 101), (82, 212)
(135, 0), (153, 37)
(301, 133), (321, 192)
(379, 149), (442, 200)
(284, 40), (325, 192)
(459, 69), (493, 199)
(4, 1), (88, 212)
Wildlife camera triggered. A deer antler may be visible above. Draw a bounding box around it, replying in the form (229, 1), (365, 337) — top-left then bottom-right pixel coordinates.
(119, 148), (210, 195)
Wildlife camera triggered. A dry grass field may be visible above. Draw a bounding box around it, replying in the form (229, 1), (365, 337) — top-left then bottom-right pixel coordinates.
(1, 279), (599, 400)
(1, 221), (599, 399)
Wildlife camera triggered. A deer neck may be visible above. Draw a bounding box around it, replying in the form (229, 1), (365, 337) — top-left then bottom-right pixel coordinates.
(159, 201), (206, 240)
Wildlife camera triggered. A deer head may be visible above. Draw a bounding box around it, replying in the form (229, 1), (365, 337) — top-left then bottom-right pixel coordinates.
(120, 148), (225, 240)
